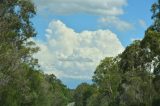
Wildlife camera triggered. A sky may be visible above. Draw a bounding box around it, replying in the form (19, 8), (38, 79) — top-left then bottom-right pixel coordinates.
(31, 0), (157, 88)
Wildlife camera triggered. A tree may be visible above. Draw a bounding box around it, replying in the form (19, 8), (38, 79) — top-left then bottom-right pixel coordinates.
(92, 57), (121, 106)
(45, 74), (71, 106)
(151, 0), (160, 32)
(0, 0), (39, 105)
(0, 0), (38, 73)
(74, 83), (95, 106)
(117, 39), (156, 106)
(0, 1), (72, 106)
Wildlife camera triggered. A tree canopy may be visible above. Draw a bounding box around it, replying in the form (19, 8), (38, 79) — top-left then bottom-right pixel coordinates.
(0, 0), (72, 106)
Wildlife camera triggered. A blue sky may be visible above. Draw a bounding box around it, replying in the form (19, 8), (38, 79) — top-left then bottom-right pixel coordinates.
(32, 0), (157, 88)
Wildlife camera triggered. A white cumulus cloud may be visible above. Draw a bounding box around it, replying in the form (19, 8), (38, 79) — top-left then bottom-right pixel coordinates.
(34, 20), (124, 80)
(33, 0), (132, 31)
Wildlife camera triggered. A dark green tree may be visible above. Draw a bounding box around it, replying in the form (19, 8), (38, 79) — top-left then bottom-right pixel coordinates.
(151, 0), (160, 32)
(92, 57), (121, 106)
(0, 0), (39, 105)
(74, 83), (95, 106)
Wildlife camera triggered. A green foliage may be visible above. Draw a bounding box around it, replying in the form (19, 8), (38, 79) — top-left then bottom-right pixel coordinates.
(92, 57), (121, 105)
(0, 0), (72, 106)
(74, 83), (96, 106)
(151, 0), (160, 32)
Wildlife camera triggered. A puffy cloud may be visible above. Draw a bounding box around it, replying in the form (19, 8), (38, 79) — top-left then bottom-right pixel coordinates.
(33, 0), (132, 31)
(34, 20), (124, 80)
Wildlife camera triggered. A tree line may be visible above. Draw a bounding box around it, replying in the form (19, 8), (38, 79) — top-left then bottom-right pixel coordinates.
(0, 0), (73, 106)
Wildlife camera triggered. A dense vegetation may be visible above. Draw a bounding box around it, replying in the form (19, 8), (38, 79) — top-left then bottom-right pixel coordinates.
(1, 0), (160, 106)
(0, 0), (72, 106)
